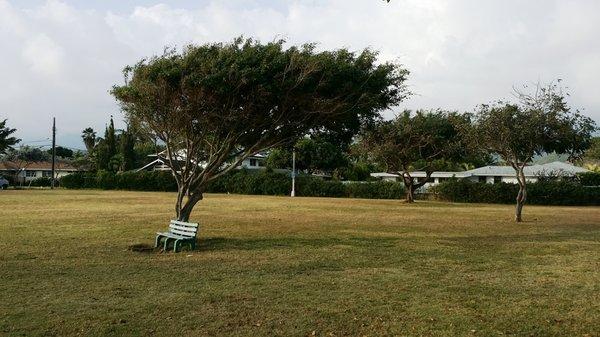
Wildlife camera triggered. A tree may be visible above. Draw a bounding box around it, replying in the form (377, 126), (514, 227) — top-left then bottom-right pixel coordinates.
(0, 119), (20, 155)
(120, 128), (136, 171)
(582, 137), (600, 163)
(81, 127), (97, 153)
(95, 117), (120, 172)
(112, 38), (409, 221)
(361, 110), (465, 202)
(3, 146), (51, 184)
(467, 82), (596, 222)
(47, 146), (73, 158)
(265, 136), (349, 174)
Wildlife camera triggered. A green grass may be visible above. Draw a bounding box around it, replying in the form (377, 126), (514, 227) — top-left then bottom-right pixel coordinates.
(1, 190), (599, 336)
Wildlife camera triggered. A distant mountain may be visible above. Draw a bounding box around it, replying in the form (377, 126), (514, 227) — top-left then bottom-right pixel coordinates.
(531, 153), (571, 164)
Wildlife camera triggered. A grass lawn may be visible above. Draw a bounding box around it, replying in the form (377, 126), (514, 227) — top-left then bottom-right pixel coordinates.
(0, 190), (599, 337)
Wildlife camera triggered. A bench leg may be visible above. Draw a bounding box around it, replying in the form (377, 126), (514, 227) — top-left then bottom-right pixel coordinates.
(163, 237), (171, 251)
(155, 235), (163, 248)
(173, 239), (181, 253)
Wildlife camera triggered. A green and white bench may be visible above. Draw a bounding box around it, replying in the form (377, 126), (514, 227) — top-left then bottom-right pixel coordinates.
(155, 220), (199, 252)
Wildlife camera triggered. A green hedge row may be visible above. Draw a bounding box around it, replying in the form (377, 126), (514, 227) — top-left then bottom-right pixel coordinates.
(577, 172), (600, 186)
(431, 179), (600, 206)
(60, 170), (406, 199)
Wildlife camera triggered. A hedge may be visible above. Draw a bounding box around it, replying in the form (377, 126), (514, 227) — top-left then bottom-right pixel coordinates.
(577, 172), (600, 186)
(60, 170), (406, 199)
(431, 179), (600, 206)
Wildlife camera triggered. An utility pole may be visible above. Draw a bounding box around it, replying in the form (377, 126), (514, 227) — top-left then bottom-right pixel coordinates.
(51, 117), (56, 189)
(290, 148), (296, 197)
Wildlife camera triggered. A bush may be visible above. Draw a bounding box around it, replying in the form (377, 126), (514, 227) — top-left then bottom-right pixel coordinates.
(29, 177), (53, 187)
(62, 169), (406, 199)
(432, 179), (600, 206)
(577, 172), (600, 186)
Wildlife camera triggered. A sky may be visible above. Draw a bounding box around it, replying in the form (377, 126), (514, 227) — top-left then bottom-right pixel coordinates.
(1, 0), (599, 150)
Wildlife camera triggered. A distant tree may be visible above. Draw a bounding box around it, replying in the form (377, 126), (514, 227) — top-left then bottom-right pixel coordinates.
(467, 82), (597, 222)
(266, 137), (348, 174)
(582, 137), (600, 163)
(105, 117), (117, 160)
(112, 38), (409, 221)
(0, 119), (20, 155)
(81, 127), (97, 153)
(120, 128), (136, 171)
(47, 146), (73, 159)
(3, 146), (51, 184)
(361, 110), (466, 202)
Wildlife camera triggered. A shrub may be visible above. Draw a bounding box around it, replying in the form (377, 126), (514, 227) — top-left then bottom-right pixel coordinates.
(577, 172), (600, 186)
(29, 177), (53, 187)
(432, 179), (600, 206)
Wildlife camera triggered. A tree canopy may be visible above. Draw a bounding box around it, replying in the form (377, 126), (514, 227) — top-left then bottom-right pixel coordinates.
(112, 38), (409, 220)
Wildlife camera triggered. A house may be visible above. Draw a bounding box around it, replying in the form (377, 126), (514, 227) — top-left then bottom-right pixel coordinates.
(136, 151), (267, 172)
(371, 161), (589, 190)
(0, 161), (79, 184)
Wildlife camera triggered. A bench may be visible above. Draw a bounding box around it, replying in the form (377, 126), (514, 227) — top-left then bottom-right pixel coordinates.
(155, 220), (199, 252)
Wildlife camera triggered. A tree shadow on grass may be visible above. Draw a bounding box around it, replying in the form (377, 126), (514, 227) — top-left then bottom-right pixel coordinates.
(196, 236), (399, 252)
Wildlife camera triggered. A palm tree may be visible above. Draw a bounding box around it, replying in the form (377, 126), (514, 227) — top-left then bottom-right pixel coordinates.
(81, 127), (97, 153)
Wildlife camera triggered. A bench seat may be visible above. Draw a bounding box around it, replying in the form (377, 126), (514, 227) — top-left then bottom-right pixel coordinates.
(155, 220), (199, 252)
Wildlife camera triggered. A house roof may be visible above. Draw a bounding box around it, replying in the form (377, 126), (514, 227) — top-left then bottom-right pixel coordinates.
(0, 161), (78, 171)
(370, 162), (588, 179)
(463, 161), (588, 177)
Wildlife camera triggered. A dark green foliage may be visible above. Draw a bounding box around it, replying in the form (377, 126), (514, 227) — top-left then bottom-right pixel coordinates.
(29, 177), (53, 187)
(432, 179), (600, 206)
(0, 119), (20, 155)
(120, 130), (136, 171)
(47, 146), (73, 158)
(60, 169), (406, 199)
(577, 172), (600, 186)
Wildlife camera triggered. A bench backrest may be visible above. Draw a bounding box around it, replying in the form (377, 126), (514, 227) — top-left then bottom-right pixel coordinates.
(168, 220), (199, 238)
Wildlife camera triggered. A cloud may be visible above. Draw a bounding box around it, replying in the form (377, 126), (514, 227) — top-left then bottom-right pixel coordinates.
(0, 0), (599, 149)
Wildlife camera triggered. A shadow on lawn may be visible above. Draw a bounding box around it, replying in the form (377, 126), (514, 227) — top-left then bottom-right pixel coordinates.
(196, 236), (398, 252)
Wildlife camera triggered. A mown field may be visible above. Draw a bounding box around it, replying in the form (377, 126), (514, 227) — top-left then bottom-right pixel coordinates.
(0, 190), (599, 337)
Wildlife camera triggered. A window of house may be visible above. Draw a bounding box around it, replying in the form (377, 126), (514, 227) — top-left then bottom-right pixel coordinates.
(26, 170), (37, 177)
(249, 159), (257, 167)
(42, 171), (53, 178)
(494, 176), (502, 183)
(478, 176), (486, 183)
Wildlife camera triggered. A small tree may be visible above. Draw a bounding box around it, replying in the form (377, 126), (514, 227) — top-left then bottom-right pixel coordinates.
(0, 119), (20, 155)
(112, 38), (408, 221)
(361, 110), (465, 202)
(468, 82), (596, 222)
(3, 146), (51, 184)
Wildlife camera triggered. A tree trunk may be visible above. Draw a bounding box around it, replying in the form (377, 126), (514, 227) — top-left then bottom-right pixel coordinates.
(401, 173), (415, 203)
(405, 185), (415, 203)
(176, 190), (203, 222)
(514, 167), (527, 222)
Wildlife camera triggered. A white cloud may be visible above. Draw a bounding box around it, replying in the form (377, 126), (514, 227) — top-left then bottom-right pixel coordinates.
(22, 34), (65, 77)
(0, 0), (599, 149)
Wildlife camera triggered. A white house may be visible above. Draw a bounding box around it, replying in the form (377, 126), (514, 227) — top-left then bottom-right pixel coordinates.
(136, 151), (267, 172)
(371, 161), (589, 190)
(0, 161), (79, 183)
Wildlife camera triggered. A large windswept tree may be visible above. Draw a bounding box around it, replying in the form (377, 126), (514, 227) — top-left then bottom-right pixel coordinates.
(361, 110), (466, 202)
(467, 82), (596, 222)
(112, 38), (409, 221)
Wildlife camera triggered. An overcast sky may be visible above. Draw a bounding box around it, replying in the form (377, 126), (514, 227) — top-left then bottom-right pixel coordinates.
(1, 0), (599, 150)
